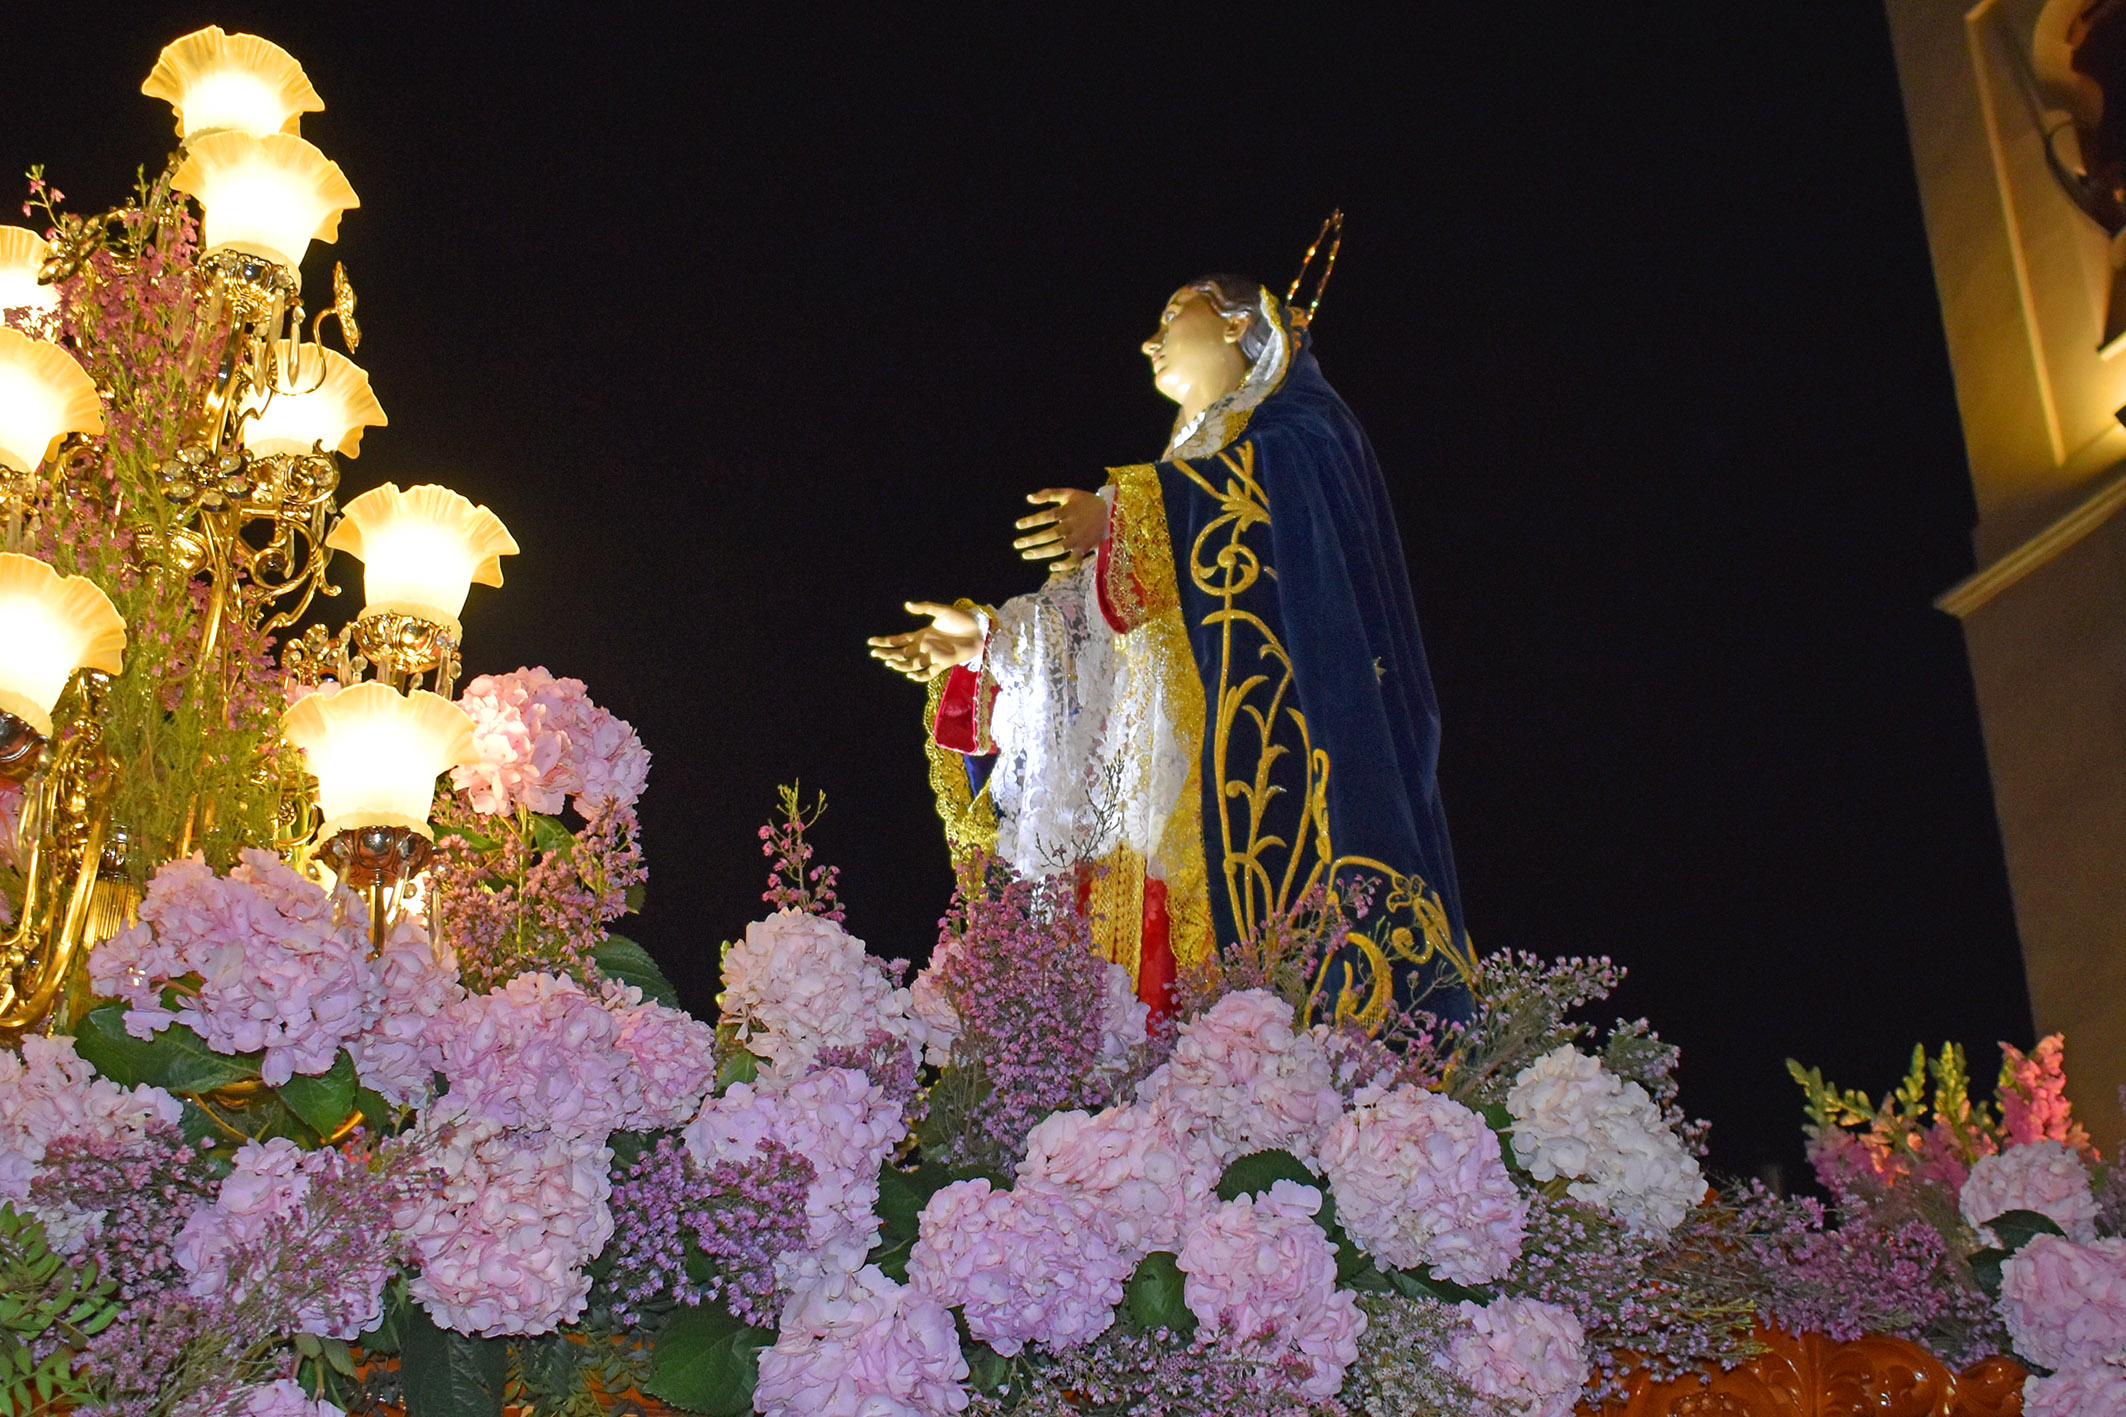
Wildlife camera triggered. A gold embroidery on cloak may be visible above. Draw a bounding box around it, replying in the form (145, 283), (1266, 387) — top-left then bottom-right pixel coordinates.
(921, 672), (996, 863)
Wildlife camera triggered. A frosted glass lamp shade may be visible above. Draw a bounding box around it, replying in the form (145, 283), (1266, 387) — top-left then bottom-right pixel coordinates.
(0, 553), (126, 738)
(0, 229), (57, 318)
(172, 133), (359, 273)
(142, 27), (323, 139)
(326, 484), (518, 638)
(280, 682), (476, 841)
(239, 346), (386, 457)
(0, 327), (103, 475)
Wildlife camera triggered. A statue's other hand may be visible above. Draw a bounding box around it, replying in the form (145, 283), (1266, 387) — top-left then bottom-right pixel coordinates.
(866, 601), (981, 682)
(1014, 488), (1105, 563)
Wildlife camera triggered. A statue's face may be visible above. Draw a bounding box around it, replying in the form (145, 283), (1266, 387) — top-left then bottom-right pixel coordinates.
(1142, 288), (1249, 410)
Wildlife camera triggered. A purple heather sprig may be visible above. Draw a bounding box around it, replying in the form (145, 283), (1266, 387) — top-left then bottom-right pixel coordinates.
(759, 783), (844, 923)
(603, 1134), (815, 1328)
(26, 1121), (219, 1304)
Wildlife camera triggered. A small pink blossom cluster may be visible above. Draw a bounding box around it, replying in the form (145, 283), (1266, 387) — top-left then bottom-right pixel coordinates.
(91, 851), (382, 1086)
(754, 1263), (970, 1417)
(397, 1114), (614, 1336)
(909, 1178), (1132, 1355)
(1999, 1035), (2095, 1154)
(451, 667), (649, 817)
(603, 980), (720, 1129)
(429, 972), (632, 1137)
(684, 1067), (908, 1290)
(349, 920), (465, 1106)
(1320, 1082), (1527, 1285)
(1439, 1296), (1590, 1417)
(1506, 1046), (1704, 1237)
(1136, 990), (1343, 1170)
(2025, 1361), (2126, 1417)
(1175, 1180), (1364, 1399)
(1015, 1100), (1221, 1262)
(719, 910), (926, 1085)
(0, 1035), (181, 1201)
(1999, 1233), (2126, 1373)
(1959, 1140), (2100, 1244)
(225, 1380), (346, 1417)
(174, 1137), (399, 1339)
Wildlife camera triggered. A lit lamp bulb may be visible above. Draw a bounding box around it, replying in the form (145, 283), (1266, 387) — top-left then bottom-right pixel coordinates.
(0, 327), (103, 475)
(279, 681), (476, 843)
(171, 132), (358, 274)
(0, 553), (126, 738)
(327, 484), (518, 638)
(238, 346), (386, 457)
(141, 26), (323, 140)
(0, 229), (57, 319)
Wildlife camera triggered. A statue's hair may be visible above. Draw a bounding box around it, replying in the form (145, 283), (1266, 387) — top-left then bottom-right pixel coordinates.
(1185, 273), (1274, 364)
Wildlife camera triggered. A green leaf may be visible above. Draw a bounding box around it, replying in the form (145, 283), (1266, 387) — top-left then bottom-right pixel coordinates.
(624, 883), (647, 914)
(962, 1337), (1011, 1394)
(1214, 1148), (1353, 1260)
(1480, 1102), (1519, 1171)
(595, 934), (679, 1007)
(1385, 1264), (1494, 1306)
(528, 814), (576, 856)
(1989, 1209), (2067, 1255)
(1123, 1252), (1196, 1336)
(716, 1048), (760, 1093)
(73, 1006), (259, 1093)
(1970, 1247), (2008, 1300)
(353, 1087), (394, 1135)
(645, 1301), (773, 1416)
(398, 1302), (507, 1417)
(356, 1277), (411, 1357)
(176, 1099), (222, 1148)
(278, 1050), (358, 1136)
(435, 823), (501, 853)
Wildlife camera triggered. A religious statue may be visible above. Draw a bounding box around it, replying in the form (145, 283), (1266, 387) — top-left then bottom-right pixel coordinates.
(871, 223), (1475, 1027)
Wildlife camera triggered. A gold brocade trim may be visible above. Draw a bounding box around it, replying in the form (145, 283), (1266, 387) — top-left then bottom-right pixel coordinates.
(922, 673), (996, 865)
(1173, 442), (1477, 1030)
(1105, 464), (1212, 972)
(1086, 845), (1145, 982)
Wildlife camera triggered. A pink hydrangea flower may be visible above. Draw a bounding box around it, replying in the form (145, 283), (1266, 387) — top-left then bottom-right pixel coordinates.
(429, 972), (630, 1139)
(1094, 961), (1149, 1072)
(1137, 990), (1344, 1169)
(719, 910), (926, 1085)
(1999, 1234), (2126, 1372)
(90, 851), (382, 1086)
(451, 667), (649, 817)
(684, 1067), (906, 1289)
(2025, 1361), (2126, 1417)
(0, 1035), (182, 1199)
(1506, 1046), (1704, 1237)
(1320, 1082), (1527, 1285)
(397, 1115), (614, 1337)
(1960, 1140), (2100, 1245)
(909, 1178), (1132, 1355)
(175, 1137), (395, 1339)
(227, 1380), (345, 1417)
(1015, 1100), (1221, 1262)
(1176, 1180), (1365, 1399)
(1441, 1297), (1590, 1417)
(348, 918), (464, 1107)
(754, 1264), (970, 1417)
(602, 981), (718, 1130)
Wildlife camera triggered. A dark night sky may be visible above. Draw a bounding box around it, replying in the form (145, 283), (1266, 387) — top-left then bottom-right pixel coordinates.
(1, 5), (2035, 1182)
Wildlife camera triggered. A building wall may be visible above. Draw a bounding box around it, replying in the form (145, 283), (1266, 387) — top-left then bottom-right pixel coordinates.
(1885, 0), (2126, 1151)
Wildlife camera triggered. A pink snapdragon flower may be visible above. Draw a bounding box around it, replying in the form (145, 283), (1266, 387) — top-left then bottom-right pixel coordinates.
(1015, 1100), (1221, 1262)
(90, 851), (382, 1086)
(602, 980), (719, 1130)
(719, 910), (925, 1085)
(1176, 1180), (1364, 1399)
(451, 667), (649, 817)
(429, 972), (631, 1139)
(753, 1264), (970, 1417)
(1137, 990), (1344, 1169)
(909, 1178), (1131, 1355)
(684, 1067), (907, 1289)
(1999, 1036), (2095, 1156)
(1998, 1234), (2126, 1372)
(1320, 1082), (1527, 1284)
(397, 1115), (614, 1337)
(1960, 1140), (2100, 1244)
(1440, 1296), (1590, 1417)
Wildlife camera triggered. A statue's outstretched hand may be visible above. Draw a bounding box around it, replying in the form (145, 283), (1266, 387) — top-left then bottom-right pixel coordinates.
(867, 601), (982, 683)
(1014, 488), (1105, 567)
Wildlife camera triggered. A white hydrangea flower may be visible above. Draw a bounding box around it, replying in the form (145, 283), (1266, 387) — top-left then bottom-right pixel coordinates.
(717, 909), (928, 1085)
(1506, 1046), (1703, 1237)
(1960, 1140), (2100, 1245)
